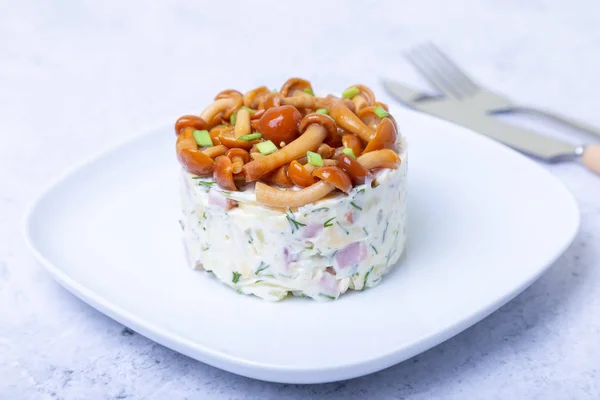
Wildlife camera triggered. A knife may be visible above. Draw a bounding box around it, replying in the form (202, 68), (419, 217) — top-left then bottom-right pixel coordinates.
(382, 79), (600, 174)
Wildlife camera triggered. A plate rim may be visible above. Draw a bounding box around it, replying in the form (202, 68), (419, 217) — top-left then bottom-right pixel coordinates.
(23, 109), (581, 383)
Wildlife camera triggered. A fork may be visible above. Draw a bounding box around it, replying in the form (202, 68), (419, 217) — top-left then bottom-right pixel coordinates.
(405, 43), (600, 138)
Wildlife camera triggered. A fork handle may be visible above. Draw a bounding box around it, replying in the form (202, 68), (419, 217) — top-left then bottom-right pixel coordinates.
(583, 145), (600, 175)
(513, 105), (600, 139)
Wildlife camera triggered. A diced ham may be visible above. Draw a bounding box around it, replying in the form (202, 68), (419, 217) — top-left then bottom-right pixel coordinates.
(335, 242), (367, 269)
(302, 223), (322, 238)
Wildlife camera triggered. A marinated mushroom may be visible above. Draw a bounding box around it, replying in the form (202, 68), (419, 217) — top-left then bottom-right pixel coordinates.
(363, 118), (397, 154)
(213, 155), (237, 191)
(327, 98), (375, 142)
(256, 105), (302, 146)
(176, 127), (215, 175)
(175, 115), (207, 135)
(174, 79), (403, 199)
(200, 91), (243, 128)
(312, 166), (353, 194)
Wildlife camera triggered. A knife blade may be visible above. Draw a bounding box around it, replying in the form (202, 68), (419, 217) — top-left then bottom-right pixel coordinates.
(382, 79), (581, 161)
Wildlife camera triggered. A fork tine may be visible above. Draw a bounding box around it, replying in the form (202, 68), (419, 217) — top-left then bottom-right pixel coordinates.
(424, 43), (480, 95)
(405, 49), (458, 98)
(406, 48), (462, 99)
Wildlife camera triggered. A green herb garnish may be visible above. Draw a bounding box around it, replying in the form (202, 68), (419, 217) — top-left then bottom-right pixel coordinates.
(197, 180), (216, 189)
(286, 211), (306, 232)
(312, 207), (329, 213)
(305, 242), (315, 250)
(319, 293), (336, 300)
(238, 133), (262, 141)
(306, 151), (323, 167)
(342, 87), (360, 99)
(230, 112), (237, 126)
(193, 130), (213, 147)
(316, 108), (329, 115)
(350, 202), (362, 210)
(303, 88), (314, 96)
(256, 261), (270, 274)
(371, 245), (378, 254)
(362, 227), (368, 236)
(336, 221), (349, 235)
(324, 217), (335, 228)
(362, 267), (374, 291)
(374, 106), (390, 118)
(382, 222), (389, 242)
(232, 271), (241, 284)
(342, 147), (356, 160)
(257, 140), (278, 155)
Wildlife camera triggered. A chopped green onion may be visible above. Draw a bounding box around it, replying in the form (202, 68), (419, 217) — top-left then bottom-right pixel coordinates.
(256, 140), (278, 155)
(374, 106), (390, 118)
(241, 105), (256, 114)
(193, 130), (213, 147)
(230, 112), (237, 126)
(350, 201), (362, 210)
(324, 217), (335, 228)
(342, 147), (356, 159)
(306, 151), (323, 167)
(303, 88), (314, 96)
(232, 271), (241, 284)
(238, 133), (262, 141)
(342, 87), (360, 99)
(316, 108), (329, 115)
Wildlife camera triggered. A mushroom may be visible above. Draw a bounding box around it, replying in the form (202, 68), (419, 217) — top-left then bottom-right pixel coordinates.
(362, 118), (398, 154)
(234, 108), (251, 138)
(280, 78), (313, 97)
(202, 144), (228, 159)
(336, 153), (372, 185)
(243, 86), (270, 109)
(312, 166), (353, 193)
(317, 143), (335, 159)
(243, 113), (332, 181)
(298, 113), (338, 147)
(174, 115), (207, 135)
(344, 84), (375, 113)
(341, 133), (364, 158)
(356, 149), (401, 170)
(176, 127), (214, 176)
(280, 78), (325, 110)
(256, 105), (302, 146)
(288, 160), (316, 187)
(327, 98), (375, 142)
(225, 148), (250, 174)
(358, 105), (397, 130)
(217, 126), (261, 150)
(200, 90), (243, 128)
(213, 155), (237, 191)
(264, 165), (294, 188)
(255, 181), (335, 208)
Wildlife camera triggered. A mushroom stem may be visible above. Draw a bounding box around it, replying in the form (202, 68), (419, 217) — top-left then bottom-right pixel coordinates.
(234, 108), (251, 138)
(243, 124), (327, 181)
(255, 181), (335, 208)
(328, 99), (375, 142)
(356, 149), (401, 170)
(202, 144), (228, 159)
(200, 97), (238, 125)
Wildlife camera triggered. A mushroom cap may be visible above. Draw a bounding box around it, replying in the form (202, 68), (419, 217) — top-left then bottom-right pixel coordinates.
(299, 113), (338, 145)
(243, 86), (270, 109)
(280, 78), (313, 97)
(363, 117), (398, 154)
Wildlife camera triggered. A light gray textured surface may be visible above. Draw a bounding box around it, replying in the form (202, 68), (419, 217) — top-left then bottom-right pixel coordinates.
(1, 1), (599, 398)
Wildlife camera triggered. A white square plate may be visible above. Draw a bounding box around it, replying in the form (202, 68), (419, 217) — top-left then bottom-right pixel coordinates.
(25, 107), (579, 384)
